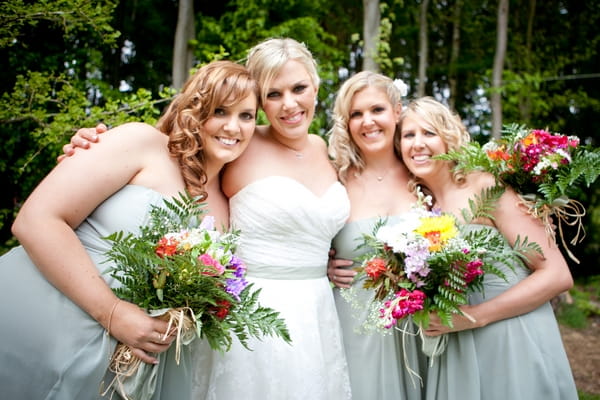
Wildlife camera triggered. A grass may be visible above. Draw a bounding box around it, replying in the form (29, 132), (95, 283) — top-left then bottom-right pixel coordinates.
(579, 392), (600, 400)
(556, 275), (600, 329)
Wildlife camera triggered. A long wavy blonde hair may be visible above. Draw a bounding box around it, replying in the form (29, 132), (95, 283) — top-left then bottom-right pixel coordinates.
(328, 71), (404, 183)
(400, 96), (471, 195)
(156, 61), (258, 200)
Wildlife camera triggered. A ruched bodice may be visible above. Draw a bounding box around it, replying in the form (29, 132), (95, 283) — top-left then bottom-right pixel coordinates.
(76, 185), (165, 254)
(75, 185), (165, 287)
(230, 176), (350, 278)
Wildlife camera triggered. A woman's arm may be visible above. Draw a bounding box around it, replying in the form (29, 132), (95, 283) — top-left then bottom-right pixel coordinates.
(15, 122), (174, 362)
(425, 187), (573, 335)
(327, 248), (356, 289)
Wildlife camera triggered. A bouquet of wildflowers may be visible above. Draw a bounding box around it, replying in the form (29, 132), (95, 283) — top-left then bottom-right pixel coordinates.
(102, 192), (290, 398)
(438, 123), (600, 262)
(342, 188), (539, 356)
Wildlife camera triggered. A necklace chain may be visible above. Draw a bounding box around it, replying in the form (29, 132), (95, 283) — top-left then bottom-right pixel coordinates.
(354, 167), (392, 182)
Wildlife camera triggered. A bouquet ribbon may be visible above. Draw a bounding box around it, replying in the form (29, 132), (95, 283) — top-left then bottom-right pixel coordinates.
(102, 307), (197, 400)
(519, 194), (586, 263)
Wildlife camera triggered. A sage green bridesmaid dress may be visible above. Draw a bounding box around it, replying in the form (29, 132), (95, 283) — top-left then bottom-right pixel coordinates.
(424, 225), (578, 400)
(332, 216), (428, 400)
(0, 185), (193, 400)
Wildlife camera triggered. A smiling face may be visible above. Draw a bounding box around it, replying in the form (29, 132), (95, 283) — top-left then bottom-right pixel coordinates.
(348, 86), (400, 157)
(201, 92), (257, 166)
(400, 112), (449, 180)
(261, 59), (318, 142)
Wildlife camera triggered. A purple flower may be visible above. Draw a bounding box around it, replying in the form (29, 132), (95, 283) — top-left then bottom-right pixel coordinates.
(229, 255), (246, 278)
(225, 278), (248, 300)
(403, 241), (430, 284)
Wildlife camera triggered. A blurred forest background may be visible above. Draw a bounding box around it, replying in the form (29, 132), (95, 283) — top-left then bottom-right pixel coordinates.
(0, 0), (598, 278)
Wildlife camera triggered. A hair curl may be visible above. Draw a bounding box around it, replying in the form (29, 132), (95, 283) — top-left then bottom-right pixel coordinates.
(328, 71), (404, 183)
(156, 61), (258, 200)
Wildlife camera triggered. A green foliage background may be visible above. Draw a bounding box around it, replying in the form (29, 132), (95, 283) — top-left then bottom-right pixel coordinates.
(0, 0), (598, 276)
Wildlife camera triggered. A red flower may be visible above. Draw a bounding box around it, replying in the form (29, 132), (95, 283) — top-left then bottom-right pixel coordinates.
(212, 300), (231, 320)
(364, 258), (387, 280)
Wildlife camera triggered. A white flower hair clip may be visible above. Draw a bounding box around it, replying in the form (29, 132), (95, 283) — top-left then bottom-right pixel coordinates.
(393, 78), (408, 97)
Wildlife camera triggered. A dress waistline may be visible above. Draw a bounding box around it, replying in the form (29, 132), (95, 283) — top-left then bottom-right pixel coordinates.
(245, 265), (325, 280)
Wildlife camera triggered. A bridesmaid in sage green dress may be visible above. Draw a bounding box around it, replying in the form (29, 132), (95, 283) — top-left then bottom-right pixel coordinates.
(328, 71), (427, 400)
(399, 96), (578, 400)
(0, 61), (258, 400)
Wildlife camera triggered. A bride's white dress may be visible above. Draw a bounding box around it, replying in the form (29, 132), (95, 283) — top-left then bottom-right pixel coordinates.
(193, 176), (352, 400)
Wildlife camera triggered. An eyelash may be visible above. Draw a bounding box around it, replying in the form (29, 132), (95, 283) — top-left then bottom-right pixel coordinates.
(267, 84), (308, 98)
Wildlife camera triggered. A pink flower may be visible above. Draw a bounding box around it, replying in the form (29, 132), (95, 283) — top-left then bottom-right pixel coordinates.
(464, 259), (484, 284)
(198, 253), (225, 276)
(380, 289), (426, 327)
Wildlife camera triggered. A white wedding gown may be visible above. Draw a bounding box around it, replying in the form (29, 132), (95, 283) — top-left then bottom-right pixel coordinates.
(193, 176), (352, 400)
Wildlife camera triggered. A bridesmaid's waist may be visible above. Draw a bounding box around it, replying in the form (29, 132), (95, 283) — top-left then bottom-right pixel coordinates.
(245, 265), (325, 280)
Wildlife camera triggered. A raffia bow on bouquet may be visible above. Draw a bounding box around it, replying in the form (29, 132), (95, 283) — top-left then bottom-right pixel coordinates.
(101, 192), (291, 400)
(438, 123), (600, 263)
(341, 188), (539, 364)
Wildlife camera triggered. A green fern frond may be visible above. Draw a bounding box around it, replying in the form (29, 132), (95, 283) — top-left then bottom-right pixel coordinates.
(461, 185), (505, 223)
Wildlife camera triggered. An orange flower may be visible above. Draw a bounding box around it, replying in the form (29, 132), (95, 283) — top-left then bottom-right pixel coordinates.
(155, 236), (179, 258)
(424, 231), (442, 251)
(521, 132), (539, 147)
(364, 258), (387, 280)
(486, 148), (511, 161)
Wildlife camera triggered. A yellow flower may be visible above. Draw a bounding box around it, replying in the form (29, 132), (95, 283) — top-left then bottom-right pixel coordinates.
(415, 215), (458, 251)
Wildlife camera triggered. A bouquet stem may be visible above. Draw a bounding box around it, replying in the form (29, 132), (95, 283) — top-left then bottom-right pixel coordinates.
(419, 330), (448, 363)
(103, 307), (196, 400)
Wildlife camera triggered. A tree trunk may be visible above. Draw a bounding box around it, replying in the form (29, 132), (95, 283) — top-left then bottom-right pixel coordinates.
(491, 0), (508, 138)
(172, 0), (195, 89)
(362, 0), (381, 72)
(519, 0), (536, 121)
(449, 0), (462, 110)
(417, 0), (430, 97)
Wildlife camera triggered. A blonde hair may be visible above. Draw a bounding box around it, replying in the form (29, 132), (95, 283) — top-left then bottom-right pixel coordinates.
(400, 96), (470, 194)
(328, 71), (404, 183)
(156, 60), (259, 199)
(245, 37), (320, 105)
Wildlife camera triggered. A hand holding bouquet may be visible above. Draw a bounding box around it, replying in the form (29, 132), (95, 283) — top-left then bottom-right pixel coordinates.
(342, 188), (539, 357)
(438, 124), (600, 262)
(102, 192), (290, 399)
